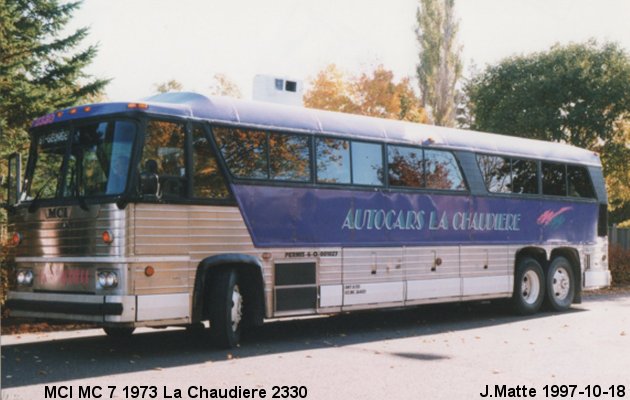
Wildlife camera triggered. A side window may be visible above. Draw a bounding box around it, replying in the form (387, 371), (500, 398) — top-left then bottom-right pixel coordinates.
(477, 155), (511, 193)
(269, 132), (310, 182)
(511, 158), (538, 194)
(192, 124), (230, 199)
(141, 120), (187, 197)
(388, 145), (423, 188)
(316, 138), (350, 184)
(542, 162), (566, 196)
(567, 165), (595, 198)
(425, 149), (466, 190)
(351, 141), (383, 186)
(477, 155), (538, 195)
(214, 127), (268, 179)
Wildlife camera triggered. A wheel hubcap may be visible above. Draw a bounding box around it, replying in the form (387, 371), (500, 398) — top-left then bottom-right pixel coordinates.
(230, 284), (243, 332)
(521, 270), (541, 305)
(552, 267), (570, 301)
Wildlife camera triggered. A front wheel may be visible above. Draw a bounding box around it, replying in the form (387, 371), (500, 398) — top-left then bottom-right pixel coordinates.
(545, 256), (575, 311)
(209, 269), (244, 348)
(512, 257), (545, 315)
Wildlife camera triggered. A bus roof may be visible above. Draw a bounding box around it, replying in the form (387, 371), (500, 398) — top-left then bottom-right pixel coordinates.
(35, 91), (602, 167)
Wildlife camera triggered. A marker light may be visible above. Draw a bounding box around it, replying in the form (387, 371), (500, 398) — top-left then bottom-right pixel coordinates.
(56, 111), (63, 117)
(69, 108), (77, 114)
(11, 232), (22, 247)
(102, 230), (114, 244)
(144, 266), (155, 277)
(127, 103), (149, 109)
(83, 106), (92, 112)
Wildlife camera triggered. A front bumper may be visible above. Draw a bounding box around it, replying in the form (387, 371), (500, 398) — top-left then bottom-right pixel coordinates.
(6, 291), (136, 323)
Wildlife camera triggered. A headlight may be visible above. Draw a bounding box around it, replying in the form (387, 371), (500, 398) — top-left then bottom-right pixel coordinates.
(97, 271), (119, 289)
(16, 269), (33, 286)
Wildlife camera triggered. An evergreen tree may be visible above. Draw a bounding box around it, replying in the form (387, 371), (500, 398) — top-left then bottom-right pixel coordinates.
(0, 0), (108, 177)
(415, 0), (462, 127)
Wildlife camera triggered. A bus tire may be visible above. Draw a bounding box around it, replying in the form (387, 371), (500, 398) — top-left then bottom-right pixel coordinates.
(210, 268), (243, 348)
(512, 257), (545, 315)
(103, 326), (135, 339)
(544, 256), (575, 311)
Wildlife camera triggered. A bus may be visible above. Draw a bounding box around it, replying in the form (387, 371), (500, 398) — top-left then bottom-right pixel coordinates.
(4, 92), (610, 348)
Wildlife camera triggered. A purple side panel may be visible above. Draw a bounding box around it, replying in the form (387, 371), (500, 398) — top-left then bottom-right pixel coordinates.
(232, 185), (598, 248)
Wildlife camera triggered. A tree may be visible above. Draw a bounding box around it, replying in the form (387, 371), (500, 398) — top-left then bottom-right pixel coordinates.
(208, 73), (242, 98)
(0, 0), (107, 202)
(304, 64), (428, 123)
(415, 0), (462, 127)
(1, 0), (107, 307)
(466, 41), (630, 222)
(303, 64), (357, 114)
(154, 74), (242, 98)
(154, 79), (183, 94)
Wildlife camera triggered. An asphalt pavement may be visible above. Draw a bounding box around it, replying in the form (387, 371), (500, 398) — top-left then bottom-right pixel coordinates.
(2, 290), (629, 400)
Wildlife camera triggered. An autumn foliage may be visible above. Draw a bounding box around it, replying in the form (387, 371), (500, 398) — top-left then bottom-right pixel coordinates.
(609, 245), (630, 285)
(304, 64), (428, 123)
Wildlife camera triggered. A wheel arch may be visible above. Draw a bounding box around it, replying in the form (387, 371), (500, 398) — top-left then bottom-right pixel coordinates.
(515, 247), (548, 271)
(192, 254), (266, 326)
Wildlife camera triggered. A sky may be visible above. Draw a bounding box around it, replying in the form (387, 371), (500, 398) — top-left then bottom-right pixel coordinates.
(67, 0), (630, 101)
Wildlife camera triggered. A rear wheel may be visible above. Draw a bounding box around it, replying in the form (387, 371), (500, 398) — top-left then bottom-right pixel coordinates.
(512, 257), (545, 315)
(210, 269), (244, 348)
(545, 256), (575, 311)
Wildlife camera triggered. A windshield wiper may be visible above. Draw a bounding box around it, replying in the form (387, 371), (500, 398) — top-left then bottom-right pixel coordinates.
(28, 175), (57, 213)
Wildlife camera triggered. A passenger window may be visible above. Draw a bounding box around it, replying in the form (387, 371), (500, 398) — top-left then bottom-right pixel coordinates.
(214, 127), (268, 179)
(316, 138), (350, 184)
(477, 155), (538, 195)
(511, 159), (538, 194)
(141, 120), (187, 197)
(567, 165), (595, 198)
(425, 150), (466, 190)
(388, 145), (423, 188)
(191, 124), (230, 199)
(269, 133), (310, 182)
(542, 162), (566, 196)
(477, 155), (511, 193)
(351, 141), (383, 186)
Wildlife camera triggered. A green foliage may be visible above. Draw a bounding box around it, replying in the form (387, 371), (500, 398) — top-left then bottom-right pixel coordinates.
(415, 0), (462, 127)
(466, 41), (630, 220)
(0, 0), (109, 180)
(1, 0), (107, 307)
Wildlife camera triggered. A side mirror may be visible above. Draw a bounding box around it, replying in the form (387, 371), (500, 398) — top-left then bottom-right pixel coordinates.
(4, 153), (21, 208)
(139, 171), (160, 198)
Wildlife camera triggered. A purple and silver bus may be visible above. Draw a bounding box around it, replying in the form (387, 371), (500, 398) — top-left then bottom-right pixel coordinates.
(5, 92), (610, 347)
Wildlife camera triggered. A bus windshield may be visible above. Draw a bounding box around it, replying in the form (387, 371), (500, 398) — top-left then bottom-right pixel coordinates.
(25, 119), (136, 201)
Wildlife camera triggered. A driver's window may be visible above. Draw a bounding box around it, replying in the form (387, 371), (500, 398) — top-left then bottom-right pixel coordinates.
(141, 120), (187, 197)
